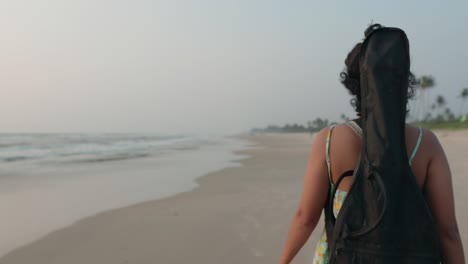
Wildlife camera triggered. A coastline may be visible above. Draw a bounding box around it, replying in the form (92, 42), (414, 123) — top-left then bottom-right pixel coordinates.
(1, 131), (466, 263)
(0, 133), (320, 264)
(0, 136), (253, 261)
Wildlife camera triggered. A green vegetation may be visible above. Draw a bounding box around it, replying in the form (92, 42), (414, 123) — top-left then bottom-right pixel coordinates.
(458, 87), (468, 117)
(411, 77), (468, 130)
(250, 76), (468, 134)
(412, 120), (468, 130)
(416, 75), (435, 120)
(250, 118), (333, 134)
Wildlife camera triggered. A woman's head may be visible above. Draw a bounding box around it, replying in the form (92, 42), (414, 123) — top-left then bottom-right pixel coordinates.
(340, 23), (416, 117)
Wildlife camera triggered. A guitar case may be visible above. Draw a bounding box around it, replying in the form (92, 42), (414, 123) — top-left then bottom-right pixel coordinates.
(324, 27), (441, 263)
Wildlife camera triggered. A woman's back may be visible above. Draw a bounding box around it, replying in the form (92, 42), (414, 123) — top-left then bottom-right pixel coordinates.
(319, 120), (464, 263)
(311, 120), (431, 263)
(328, 120), (429, 191)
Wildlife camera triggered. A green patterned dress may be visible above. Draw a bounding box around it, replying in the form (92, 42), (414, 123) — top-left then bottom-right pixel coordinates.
(311, 189), (347, 263)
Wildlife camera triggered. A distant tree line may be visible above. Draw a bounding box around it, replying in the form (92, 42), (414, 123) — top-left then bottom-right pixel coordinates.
(250, 76), (467, 134)
(250, 118), (334, 134)
(411, 75), (468, 123)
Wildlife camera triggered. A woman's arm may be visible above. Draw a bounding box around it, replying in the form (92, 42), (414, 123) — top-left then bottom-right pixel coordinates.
(278, 128), (331, 264)
(424, 129), (465, 264)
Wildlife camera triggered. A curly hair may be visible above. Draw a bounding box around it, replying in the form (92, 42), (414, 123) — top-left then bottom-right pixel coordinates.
(340, 23), (417, 117)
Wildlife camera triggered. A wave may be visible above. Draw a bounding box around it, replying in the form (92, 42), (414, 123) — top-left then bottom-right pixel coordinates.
(0, 133), (205, 165)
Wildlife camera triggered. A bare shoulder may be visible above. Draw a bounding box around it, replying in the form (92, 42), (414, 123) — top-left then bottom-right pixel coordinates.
(326, 122), (360, 140)
(404, 124), (442, 154)
(313, 126), (333, 144)
(419, 127), (444, 159)
(421, 127), (441, 146)
(405, 124), (438, 144)
(307, 126), (335, 162)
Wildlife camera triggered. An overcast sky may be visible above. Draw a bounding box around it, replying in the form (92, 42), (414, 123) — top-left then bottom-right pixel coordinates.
(1, 1), (467, 135)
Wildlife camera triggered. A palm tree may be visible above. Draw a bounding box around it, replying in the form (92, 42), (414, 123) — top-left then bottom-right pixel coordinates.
(436, 95), (446, 108)
(433, 95), (446, 121)
(340, 113), (350, 122)
(444, 108), (455, 121)
(417, 75), (435, 121)
(458, 87), (468, 118)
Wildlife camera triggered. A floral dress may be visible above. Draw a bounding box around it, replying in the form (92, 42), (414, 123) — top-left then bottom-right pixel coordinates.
(311, 189), (347, 264)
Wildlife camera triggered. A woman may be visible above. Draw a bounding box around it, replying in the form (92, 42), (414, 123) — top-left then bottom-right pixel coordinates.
(279, 24), (465, 264)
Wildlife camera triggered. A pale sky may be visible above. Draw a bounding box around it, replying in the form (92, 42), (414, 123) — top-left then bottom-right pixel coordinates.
(1, 1), (467, 135)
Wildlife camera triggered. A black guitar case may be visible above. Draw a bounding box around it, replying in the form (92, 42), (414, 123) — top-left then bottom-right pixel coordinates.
(324, 27), (441, 263)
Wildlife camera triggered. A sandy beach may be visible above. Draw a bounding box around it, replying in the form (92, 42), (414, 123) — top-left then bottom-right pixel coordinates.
(1, 131), (467, 264)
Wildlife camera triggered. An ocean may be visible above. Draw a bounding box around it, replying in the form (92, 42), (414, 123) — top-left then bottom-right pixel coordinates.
(1, 133), (217, 166)
(0, 132), (254, 258)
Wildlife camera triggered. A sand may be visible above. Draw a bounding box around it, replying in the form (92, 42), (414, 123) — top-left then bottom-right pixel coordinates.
(0, 131), (466, 264)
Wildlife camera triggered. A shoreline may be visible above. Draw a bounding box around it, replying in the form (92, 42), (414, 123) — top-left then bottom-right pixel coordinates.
(1, 131), (466, 263)
(0, 133), (319, 264)
(0, 135), (254, 261)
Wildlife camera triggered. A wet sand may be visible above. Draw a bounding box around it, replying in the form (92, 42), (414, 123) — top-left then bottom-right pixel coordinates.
(1, 131), (466, 264)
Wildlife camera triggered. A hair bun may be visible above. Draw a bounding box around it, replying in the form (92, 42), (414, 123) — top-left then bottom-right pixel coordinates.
(364, 23), (383, 38)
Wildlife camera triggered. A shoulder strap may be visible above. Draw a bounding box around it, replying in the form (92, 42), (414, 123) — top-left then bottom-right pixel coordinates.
(326, 125), (337, 185)
(409, 127), (423, 165)
(345, 120), (362, 138)
(346, 121), (423, 165)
